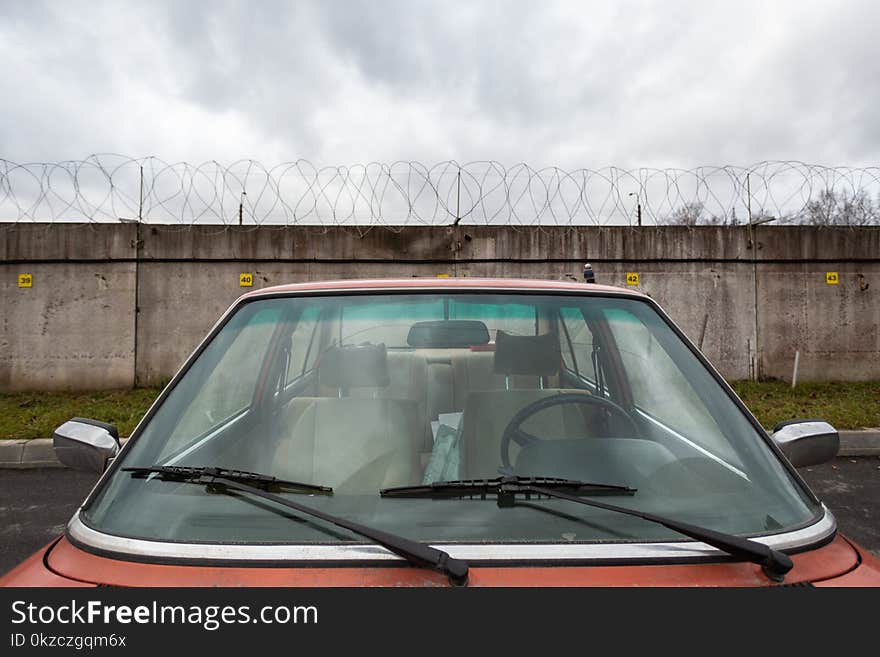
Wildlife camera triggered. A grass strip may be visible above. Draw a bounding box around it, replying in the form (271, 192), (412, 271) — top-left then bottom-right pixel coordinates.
(730, 380), (880, 431)
(0, 388), (163, 441)
(0, 381), (877, 440)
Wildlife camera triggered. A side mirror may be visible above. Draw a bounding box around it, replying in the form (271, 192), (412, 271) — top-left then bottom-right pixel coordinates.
(771, 419), (839, 468)
(53, 417), (121, 473)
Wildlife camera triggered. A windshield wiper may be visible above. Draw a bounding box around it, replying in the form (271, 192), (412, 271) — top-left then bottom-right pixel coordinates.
(382, 476), (637, 504)
(381, 475), (793, 582)
(124, 465), (469, 586)
(123, 466), (333, 494)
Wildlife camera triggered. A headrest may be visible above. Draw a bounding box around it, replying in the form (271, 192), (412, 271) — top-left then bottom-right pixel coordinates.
(406, 320), (490, 348)
(318, 344), (390, 388)
(493, 330), (561, 376)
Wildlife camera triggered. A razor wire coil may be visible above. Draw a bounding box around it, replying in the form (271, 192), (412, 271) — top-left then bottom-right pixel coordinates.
(1, 155), (878, 230)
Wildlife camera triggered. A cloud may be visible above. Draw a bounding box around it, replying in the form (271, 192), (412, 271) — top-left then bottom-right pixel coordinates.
(0, 0), (878, 168)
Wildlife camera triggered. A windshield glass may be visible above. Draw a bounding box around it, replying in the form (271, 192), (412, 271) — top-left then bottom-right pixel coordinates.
(84, 292), (819, 546)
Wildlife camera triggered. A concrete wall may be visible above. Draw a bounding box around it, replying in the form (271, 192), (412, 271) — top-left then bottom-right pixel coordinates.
(1, 223), (877, 390)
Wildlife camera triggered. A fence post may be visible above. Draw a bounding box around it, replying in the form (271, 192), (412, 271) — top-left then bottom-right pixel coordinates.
(453, 170), (462, 226)
(747, 173), (761, 381)
(138, 166), (144, 222)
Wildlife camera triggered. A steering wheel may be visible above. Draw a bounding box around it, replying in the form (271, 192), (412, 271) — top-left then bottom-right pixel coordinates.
(500, 393), (640, 471)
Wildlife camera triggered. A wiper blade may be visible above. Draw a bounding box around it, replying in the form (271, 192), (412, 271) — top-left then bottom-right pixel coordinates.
(382, 476), (637, 504)
(123, 465), (333, 494)
(382, 475), (793, 582)
(124, 465), (469, 587)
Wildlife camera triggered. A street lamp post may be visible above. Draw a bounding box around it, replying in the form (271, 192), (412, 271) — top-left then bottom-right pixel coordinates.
(628, 192), (642, 227)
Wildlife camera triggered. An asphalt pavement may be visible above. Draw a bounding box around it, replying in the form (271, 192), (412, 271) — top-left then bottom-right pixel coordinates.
(1, 457), (878, 577)
(798, 456), (880, 556)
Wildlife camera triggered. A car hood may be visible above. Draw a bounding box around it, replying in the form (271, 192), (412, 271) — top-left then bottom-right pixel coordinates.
(1, 533), (864, 587)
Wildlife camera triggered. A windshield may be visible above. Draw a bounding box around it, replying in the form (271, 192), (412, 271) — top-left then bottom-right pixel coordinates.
(83, 291), (819, 547)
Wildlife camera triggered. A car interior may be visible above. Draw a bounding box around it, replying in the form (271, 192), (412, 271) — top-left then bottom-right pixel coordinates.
(265, 314), (675, 494)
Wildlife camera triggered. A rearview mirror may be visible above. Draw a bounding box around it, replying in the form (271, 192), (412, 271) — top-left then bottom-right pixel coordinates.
(53, 418), (121, 473)
(771, 419), (839, 468)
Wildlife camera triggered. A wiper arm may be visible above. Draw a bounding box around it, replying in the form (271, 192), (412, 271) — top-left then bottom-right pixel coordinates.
(123, 465), (333, 494)
(382, 475), (792, 582)
(382, 476), (637, 504)
(124, 465), (469, 587)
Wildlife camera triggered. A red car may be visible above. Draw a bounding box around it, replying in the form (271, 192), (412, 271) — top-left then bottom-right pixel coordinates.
(3, 278), (878, 587)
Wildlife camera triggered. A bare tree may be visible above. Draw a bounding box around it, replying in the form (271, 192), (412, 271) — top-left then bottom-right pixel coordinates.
(799, 188), (880, 226)
(667, 201), (704, 225)
(666, 201), (729, 226)
(663, 187), (880, 227)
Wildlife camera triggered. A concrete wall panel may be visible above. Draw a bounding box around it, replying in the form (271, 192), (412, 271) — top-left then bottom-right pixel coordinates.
(0, 262), (135, 390)
(757, 264), (879, 381)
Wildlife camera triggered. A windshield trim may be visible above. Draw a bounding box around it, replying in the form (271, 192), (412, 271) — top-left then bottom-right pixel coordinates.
(67, 506), (835, 565)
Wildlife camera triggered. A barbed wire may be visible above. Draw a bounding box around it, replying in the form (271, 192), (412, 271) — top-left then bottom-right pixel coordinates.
(1, 155), (878, 230)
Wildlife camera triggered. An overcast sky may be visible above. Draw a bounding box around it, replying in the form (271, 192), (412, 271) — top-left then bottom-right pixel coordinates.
(2, 0), (879, 169)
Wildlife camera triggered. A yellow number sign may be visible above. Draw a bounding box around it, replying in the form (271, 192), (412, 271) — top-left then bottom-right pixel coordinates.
(825, 272), (839, 285)
(239, 273), (254, 287)
(18, 273), (33, 288)
(626, 272), (639, 286)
